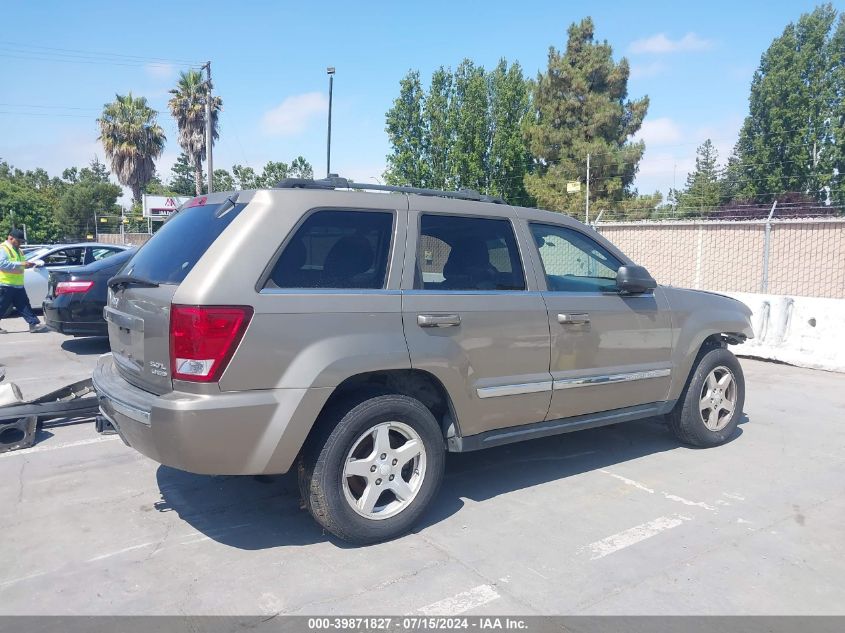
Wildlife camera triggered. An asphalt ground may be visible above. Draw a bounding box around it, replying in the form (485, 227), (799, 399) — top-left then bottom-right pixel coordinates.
(1, 325), (843, 615)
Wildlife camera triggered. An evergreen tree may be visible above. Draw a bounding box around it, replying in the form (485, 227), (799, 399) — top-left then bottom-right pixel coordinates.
(169, 152), (200, 195)
(669, 140), (723, 214)
(733, 4), (839, 203)
(524, 17), (648, 216)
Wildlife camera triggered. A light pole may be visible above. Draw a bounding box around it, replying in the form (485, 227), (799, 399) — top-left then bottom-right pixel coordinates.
(326, 66), (335, 178)
(202, 61), (213, 193)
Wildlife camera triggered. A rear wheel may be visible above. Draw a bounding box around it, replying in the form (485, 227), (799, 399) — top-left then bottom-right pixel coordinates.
(668, 347), (745, 447)
(299, 394), (445, 544)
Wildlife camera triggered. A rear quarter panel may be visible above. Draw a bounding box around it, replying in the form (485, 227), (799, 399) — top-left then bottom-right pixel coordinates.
(169, 189), (412, 392)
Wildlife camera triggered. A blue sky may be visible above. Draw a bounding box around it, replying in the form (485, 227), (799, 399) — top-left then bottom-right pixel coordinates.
(0, 0), (836, 205)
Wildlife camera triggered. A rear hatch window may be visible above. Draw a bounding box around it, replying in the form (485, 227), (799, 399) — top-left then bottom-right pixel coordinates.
(106, 197), (245, 395)
(122, 197), (246, 285)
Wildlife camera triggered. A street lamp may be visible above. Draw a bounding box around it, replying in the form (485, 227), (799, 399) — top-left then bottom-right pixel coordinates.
(326, 66), (335, 178)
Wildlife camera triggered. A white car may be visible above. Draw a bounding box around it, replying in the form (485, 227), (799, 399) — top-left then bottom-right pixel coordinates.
(3, 243), (129, 315)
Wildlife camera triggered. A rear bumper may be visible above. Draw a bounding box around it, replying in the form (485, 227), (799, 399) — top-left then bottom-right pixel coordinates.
(92, 354), (332, 475)
(43, 302), (107, 336)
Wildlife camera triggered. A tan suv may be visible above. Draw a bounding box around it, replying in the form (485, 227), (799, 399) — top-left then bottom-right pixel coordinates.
(93, 178), (753, 544)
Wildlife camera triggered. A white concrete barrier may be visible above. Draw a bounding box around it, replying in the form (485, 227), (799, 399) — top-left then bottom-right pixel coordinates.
(722, 291), (845, 373)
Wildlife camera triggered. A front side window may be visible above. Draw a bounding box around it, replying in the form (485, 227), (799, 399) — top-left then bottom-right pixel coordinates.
(267, 209), (394, 290)
(417, 214), (525, 291)
(530, 223), (622, 293)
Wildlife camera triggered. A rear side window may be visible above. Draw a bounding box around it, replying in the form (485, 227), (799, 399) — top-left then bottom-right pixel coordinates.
(266, 210), (394, 290)
(416, 214), (525, 291)
(84, 248), (134, 273)
(123, 200), (245, 285)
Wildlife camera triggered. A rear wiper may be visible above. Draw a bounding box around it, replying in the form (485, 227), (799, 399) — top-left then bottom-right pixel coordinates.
(108, 274), (159, 290)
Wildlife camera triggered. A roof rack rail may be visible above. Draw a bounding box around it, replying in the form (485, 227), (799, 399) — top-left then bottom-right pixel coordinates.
(273, 176), (506, 204)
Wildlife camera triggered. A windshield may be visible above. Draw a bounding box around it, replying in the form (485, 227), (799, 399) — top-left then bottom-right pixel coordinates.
(122, 200), (245, 285)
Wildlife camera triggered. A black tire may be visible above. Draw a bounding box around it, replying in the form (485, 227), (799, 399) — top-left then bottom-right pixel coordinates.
(298, 394), (445, 544)
(668, 347), (745, 447)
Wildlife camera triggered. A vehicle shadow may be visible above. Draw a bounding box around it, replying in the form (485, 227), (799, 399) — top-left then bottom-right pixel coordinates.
(60, 337), (110, 355)
(154, 415), (746, 550)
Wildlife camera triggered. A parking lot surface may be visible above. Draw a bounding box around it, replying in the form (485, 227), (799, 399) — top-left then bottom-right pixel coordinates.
(1, 327), (844, 615)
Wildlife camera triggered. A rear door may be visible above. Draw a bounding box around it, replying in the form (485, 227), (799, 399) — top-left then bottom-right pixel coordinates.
(106, 196), (246, 395)
(523, 219), (673, 421)
(401, 200), (552, 437)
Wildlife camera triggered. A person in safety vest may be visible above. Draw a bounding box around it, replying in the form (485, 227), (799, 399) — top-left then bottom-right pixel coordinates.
(0, 228), (48, 333)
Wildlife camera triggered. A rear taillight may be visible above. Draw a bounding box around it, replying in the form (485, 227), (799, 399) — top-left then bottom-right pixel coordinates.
(56, 281), (94, 295)
(169, 305), (253, 383)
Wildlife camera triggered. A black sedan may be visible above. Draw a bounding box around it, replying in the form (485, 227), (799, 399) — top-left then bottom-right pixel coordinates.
(42, 249), (135, 336)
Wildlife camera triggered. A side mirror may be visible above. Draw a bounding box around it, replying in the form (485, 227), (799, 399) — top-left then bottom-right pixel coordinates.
(616, 264), (656, 294)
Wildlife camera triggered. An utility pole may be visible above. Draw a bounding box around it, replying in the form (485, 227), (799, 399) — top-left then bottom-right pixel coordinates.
(326, 66), (335, 177)
(585, 153), (591, 224)
(203, 61), (213, 194)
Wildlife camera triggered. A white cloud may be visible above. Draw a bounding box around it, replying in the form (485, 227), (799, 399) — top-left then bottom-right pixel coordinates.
(635, 117), (683, 146)
(629, 33), (714, 54)
(630, 61), (667, 80)
(145, 62), (176, 80)
(261, 92), (328, 136)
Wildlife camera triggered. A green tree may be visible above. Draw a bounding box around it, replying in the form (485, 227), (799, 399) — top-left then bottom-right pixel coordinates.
(289, 156), (313, 179)
(831, 13), (845, 205)
(384, 61), (531, 203)
(169, 152), (199, 195)
(733, 4), (839, 203)
(422, 67), (454, 190)
(488, 59), (532, 205)
(384, 70), (428, 186)
(524, 17), (648, 216)
(168, 69), (222, 196)
(57, 179), (122, 239)
(213, 169), (235, 191)
(669, 140), (723, 214)
(0, 160), (60, 242)
(231, 164), (257, 189)
(450, 60), (489, 192)
(98, 93), (166, 204)
(255, 161), (290, 188)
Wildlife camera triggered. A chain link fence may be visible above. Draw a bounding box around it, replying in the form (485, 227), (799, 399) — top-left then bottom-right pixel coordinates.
(595, 217), (845, 299)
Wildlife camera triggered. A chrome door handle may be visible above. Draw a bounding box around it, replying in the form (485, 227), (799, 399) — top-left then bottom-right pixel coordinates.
(418, 313), (461, 328)
(558, 313), (590, 325)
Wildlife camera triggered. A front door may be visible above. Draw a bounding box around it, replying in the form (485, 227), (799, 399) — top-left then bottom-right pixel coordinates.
(402, 203), (552, 437)
(526, 221), (674, 421)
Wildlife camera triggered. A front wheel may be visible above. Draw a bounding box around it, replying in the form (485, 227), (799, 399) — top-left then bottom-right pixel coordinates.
(668, 347), (745, 447)
(299, 394), (445, 544)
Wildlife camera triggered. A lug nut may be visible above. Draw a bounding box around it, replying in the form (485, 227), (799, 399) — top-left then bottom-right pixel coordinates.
(370, 465), (377, 472)
(375, 478), (382, 485)
(389, 474), (395, 481)
(380, 453), (387, 460)
(392, 459), (398, 466)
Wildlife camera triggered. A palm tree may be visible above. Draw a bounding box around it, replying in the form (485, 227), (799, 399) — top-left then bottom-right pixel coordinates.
(168, 69), (222, 195)
(98, 93), (166, 204)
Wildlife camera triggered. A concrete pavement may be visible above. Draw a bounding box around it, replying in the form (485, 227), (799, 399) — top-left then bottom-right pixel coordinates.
(1, 328), (843, 615)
